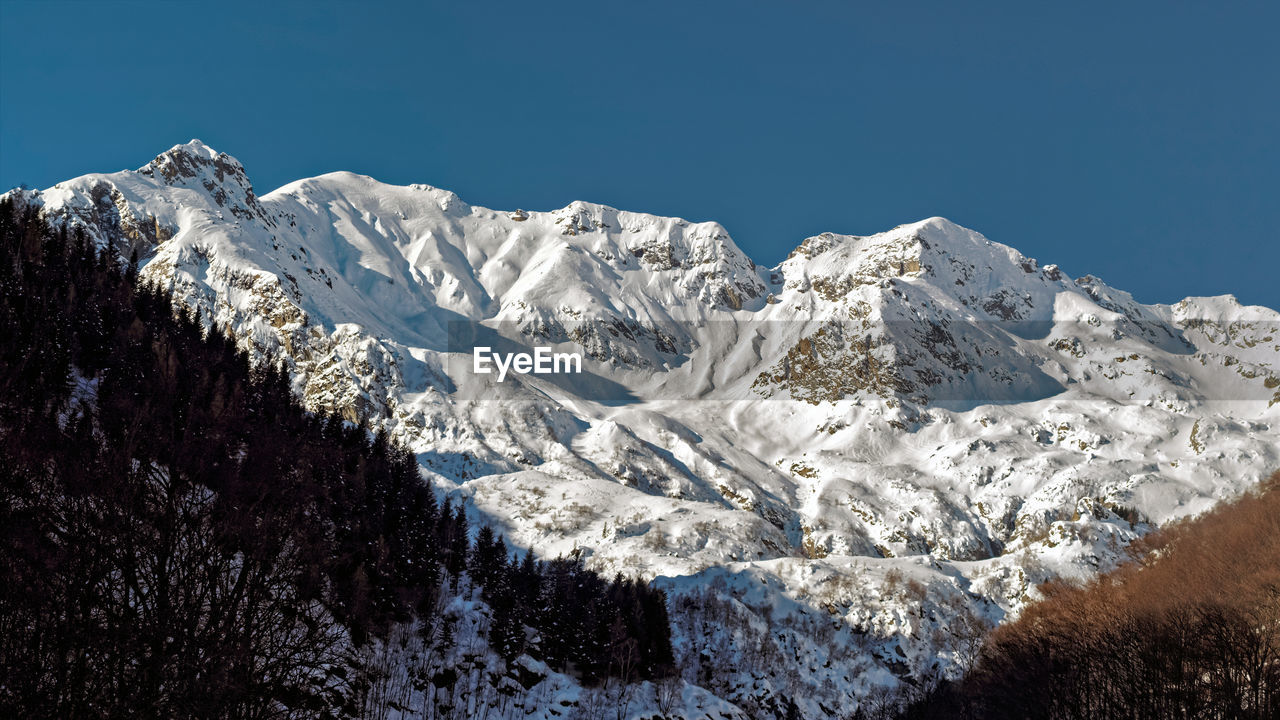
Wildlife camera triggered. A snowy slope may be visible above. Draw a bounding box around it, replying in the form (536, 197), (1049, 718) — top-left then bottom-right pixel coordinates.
(8, 140), (1279, 717)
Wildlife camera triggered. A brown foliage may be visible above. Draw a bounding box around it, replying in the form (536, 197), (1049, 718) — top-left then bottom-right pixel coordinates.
(902, 471), (1280, 720)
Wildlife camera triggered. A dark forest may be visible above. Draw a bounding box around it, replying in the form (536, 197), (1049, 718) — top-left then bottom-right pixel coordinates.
(0, 199), (674, 718)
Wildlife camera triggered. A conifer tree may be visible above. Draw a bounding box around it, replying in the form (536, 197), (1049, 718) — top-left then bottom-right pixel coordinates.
(0, 200), (677, 717)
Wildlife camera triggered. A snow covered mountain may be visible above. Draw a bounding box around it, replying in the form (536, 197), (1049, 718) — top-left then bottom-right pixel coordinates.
(9, 140), (1279, 717)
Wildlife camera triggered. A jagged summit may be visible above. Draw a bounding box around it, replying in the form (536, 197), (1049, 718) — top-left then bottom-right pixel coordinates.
(768, 214), (1076, 337)
(14, 140), (1058, 317)
(140, 139), (252, 190)
(781, 216), (1033, 281)
(143, 138), (226, 166)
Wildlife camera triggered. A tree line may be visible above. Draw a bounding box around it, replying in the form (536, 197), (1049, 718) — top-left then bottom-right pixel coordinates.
(0, 199), (673, 719)
(892, 471), (1280, 720)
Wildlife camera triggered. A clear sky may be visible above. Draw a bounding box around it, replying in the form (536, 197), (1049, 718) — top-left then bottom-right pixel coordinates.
(2, 1), (1277, 308)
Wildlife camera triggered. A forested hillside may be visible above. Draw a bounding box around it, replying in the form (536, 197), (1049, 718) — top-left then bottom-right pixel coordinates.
(0, 199), (674, 718)
(894, 470), (1280, 720)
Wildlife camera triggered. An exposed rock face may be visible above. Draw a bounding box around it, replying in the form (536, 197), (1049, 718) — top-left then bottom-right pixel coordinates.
(754, 323), (912, 403)
(140, 139), (268, 222)
(8, 141), (1279, 718)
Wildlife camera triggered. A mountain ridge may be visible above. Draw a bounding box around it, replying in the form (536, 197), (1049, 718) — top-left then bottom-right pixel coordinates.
(20, 140), (1279, 324)
(5, 140), (1278, 718)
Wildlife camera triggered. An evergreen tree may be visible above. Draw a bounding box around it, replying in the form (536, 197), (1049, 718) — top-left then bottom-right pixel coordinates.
(0, 200), (677, 717)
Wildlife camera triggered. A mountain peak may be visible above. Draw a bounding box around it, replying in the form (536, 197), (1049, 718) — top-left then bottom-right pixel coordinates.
(138, 139), (263, 221)
(141, 139), (243, 181)
(173, 138), (218, 156)
(903, 215), (963, 233)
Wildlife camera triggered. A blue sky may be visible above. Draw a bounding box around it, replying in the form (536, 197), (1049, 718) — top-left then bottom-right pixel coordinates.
(2, 1), (1277, 308)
